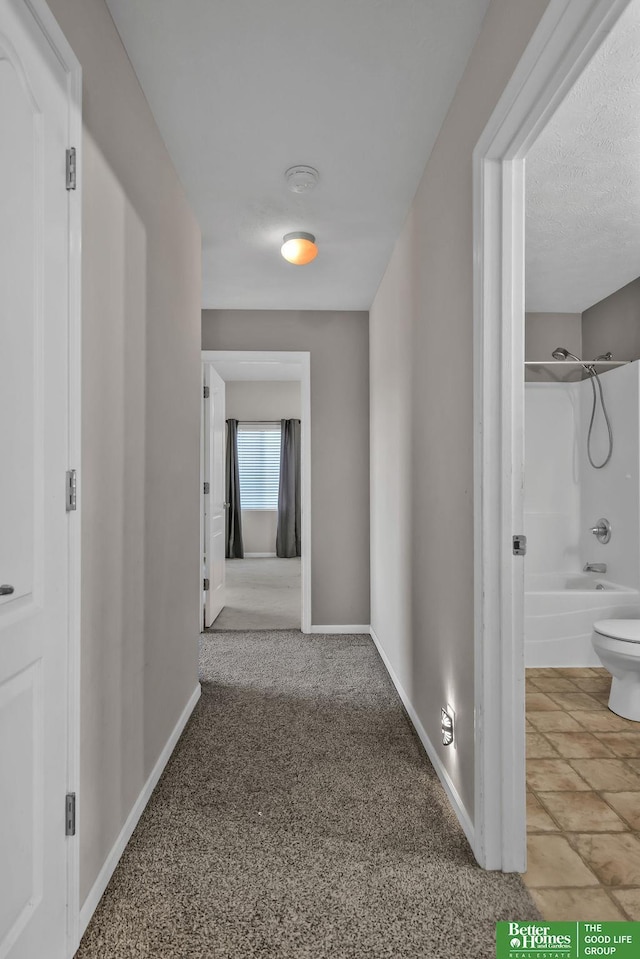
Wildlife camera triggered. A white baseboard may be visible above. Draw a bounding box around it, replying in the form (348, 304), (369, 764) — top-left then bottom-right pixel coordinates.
(369, 626), (475, 851)
(78, 683), (201, 939)
(244, 552), (277, 558)
(309, 624), (371, 634)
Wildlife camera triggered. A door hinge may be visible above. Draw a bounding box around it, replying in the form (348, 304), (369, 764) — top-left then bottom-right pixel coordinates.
(65, 793), (76, 836)
(203, 385), (210, 399)
(203, 482), (210, 494)
(66, 469), (77, 512)
(66, 147), (76, 190)
(203, 578), (210, 591)
(512, 534), (527, 556)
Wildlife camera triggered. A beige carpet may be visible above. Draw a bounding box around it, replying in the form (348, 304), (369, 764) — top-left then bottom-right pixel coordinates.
(209, 557), (301, 630)
(76, 631), (539, 958)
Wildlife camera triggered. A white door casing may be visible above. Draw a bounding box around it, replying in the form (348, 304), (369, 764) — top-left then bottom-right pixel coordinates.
(0, 1), (81, 956)
(473, 0), (633, 871)
(202, 364), (226, 627)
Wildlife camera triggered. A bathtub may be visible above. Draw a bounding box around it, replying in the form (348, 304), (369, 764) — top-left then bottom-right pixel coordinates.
(525, 572), (640, 666)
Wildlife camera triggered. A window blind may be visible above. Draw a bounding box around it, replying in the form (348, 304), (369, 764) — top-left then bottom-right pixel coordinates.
(237, 423), (281, 510)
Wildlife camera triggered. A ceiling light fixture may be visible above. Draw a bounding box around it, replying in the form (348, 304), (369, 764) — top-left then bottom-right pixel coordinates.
(281, 232), (318, 266)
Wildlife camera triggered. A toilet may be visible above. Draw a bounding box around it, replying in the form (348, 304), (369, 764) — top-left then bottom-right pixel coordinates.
(592, 620), (640, 722)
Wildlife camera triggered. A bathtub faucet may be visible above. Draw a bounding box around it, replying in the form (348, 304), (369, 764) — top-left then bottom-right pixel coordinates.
(584, 562), (607, 574)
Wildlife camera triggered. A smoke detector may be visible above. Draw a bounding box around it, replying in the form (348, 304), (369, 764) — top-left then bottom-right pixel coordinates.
(285, 165), (319, 194)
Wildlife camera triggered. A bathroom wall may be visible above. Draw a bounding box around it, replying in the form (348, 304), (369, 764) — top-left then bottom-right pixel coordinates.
(524, 383), (581, 573)
(579, 361), (640, 590)
(225, 380), (301, 555)
(525, 312), (582, 361)
(582, 276), (640, 363)
(525, 362), (640, 588)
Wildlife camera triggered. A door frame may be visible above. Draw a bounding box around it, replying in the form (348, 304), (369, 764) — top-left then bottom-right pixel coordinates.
(13, 0), (83, 951)
(201, 351), (312, 633)
(473, 0), (633, 871)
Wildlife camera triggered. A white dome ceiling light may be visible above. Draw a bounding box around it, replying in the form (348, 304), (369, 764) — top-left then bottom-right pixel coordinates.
(285, 165), (319, 194)
(281, 232), (318, 265)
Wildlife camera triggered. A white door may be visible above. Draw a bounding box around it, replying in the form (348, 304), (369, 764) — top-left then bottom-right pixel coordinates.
(0, 2), (74, 957)
(202, 365), (226, 627)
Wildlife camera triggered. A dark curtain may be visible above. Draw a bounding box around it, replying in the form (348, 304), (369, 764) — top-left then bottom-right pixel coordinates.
(276, 419), (301, 558)
(225, 419), (244, 558)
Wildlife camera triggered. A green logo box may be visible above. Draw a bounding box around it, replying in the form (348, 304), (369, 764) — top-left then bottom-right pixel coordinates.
(497, 922), (640, 959)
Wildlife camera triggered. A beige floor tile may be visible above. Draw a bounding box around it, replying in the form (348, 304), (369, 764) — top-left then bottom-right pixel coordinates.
(574, 711), (640, 732)
(530, 887), (626, 921)
(545, 732), (610, 758)
(524, 835), (599, 887)
(558, 668), (601, 678)
(590, 690), (613, 705)
(526, 678), (541, 692)
(571, 677), (612, 692)
(548, 691), (604, 711)
(626, 759), (640, 773)
(527, 792), (559, 832)
(528, 712), (584, 732)
(527, 760), (590, 792)
(531, 677), (579, 693)
(527, 668), (561, 678)
(569, 759), (640, 791)
(602, 792), (640, 830)
(595, 732), (640, 758)
(527, 692), (562, 711)
(611, 889), (640, 921)
(570, 833), (640, 886)
(537, 791), (627, 832)
(527, 732), (560, 758)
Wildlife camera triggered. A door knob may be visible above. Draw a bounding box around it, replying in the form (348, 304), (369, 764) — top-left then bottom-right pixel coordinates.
(0, 584), (14, 596)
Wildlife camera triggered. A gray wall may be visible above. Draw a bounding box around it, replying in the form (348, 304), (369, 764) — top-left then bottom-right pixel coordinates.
(225, 380), (301, 420)
(582, 276), (640, 362)
(203, 311), (370, 625)
(525, 312), (582, 361)
(370, 0), (550, 824)
(47, 0), (202, 904)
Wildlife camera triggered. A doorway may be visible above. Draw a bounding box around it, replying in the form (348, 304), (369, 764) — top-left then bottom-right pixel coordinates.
(201, 351), (312, 633)
(473, 0), (635, 872)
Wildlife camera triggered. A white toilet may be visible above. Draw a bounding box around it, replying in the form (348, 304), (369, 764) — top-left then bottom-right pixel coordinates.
(592, 620), (640, 722)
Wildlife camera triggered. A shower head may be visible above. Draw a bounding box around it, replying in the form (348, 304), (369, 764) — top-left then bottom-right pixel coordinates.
(552, 347), (583, 363)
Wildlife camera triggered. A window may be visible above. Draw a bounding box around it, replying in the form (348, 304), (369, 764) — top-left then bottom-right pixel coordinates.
(237, 423), (281, 510)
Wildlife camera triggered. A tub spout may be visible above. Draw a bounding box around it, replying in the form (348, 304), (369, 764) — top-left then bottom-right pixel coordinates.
(584, 562), (607, 574)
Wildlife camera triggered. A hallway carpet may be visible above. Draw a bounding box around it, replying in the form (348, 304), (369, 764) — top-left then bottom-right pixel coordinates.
(77, 632), (539, 958)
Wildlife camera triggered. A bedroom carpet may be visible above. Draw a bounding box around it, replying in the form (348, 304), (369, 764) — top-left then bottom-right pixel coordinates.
(208, 557), (301, 630)
(76, 631), (539, 959)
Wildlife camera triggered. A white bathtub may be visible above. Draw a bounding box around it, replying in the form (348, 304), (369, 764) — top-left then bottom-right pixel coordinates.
(525, 572), (640, 666)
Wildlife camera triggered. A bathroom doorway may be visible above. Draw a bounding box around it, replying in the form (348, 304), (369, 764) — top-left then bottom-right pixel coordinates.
(473, 0), (640, 878)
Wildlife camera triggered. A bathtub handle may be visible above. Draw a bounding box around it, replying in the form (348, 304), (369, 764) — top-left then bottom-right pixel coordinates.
(590, 519), (612, 544)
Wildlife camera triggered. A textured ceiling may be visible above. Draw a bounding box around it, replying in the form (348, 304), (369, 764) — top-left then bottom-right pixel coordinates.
(104, 0), (490, 310)
(526, 0), (640, 314)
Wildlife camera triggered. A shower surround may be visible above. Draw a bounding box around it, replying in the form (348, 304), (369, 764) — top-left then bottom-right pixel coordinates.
(525, 362), (640, 666)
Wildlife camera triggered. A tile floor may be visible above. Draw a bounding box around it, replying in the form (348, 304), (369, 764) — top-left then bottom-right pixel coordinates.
(525, 666), (640, 921)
